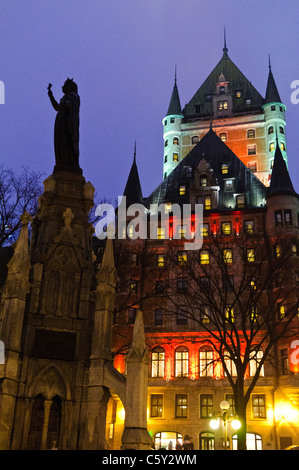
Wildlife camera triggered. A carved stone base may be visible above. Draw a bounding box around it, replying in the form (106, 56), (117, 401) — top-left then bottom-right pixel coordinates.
(121, 427), (153, 450)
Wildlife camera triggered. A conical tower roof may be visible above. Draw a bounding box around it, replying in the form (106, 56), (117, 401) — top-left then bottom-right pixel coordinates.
(267, 141), (297, 198)
(123, 143), (143, 206)
(264, 59), (282, 104)
(166, 72), (182, 116)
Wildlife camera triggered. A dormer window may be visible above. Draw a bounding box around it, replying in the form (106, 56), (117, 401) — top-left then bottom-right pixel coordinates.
(220, 85), (225, 95)
(219, 133), (227, 141)
(179, 185), (186, 196)
(235, 90), (242, 98)
(200, 175), (208, 187)
(222, 164), (229, 174)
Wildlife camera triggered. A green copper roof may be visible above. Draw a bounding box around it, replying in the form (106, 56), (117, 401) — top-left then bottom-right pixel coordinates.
(183, 49), (264, 118)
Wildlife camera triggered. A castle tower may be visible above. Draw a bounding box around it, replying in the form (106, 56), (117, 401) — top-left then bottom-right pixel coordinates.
(262, 57), (287, 176)
(163, 69), (183, 179)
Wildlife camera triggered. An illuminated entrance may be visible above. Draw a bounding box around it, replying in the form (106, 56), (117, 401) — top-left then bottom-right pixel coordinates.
(232, 433), (262, 450)
(154, 432), (183, 450)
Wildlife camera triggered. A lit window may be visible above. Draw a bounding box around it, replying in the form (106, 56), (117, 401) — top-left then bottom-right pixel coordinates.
(200, 306), (211, 324)
(177, 251), (188, 266)
(250, 352), (264, 378)
(223, 100), (228, 109)
(222, 221), (232, 235)
(219, 133), (227, 141)
(250, 278), (257, 291)
(175, 394), (188, 417)
(269, 142), (275, 152)
(177, 225), (187, 238)
(280, 349), (289, 375)
(129, 280), (138, 294)
(173, 137), (179, 145)
(151, 394), (163, 418)
(175, 347), (189, 377)
(247, 248), (255, 263)
(201, 223), (209, 237)
(200, 175), (208, 187)
(164, 202), (172, 214)
(247, 129), (255, 138)
(284, 209), (292, 226)
(279, 304), (286, 319)
(248, 162), (257, 172)
(151, 346), (165, 377)
(268, 126), (274, 135)
(157, 253), (165, 267)
(274, 244), (281, 258)
(223, 249), (233, 264)
(204, 196), (212, 210)
(274, 211), (282, 226)
(200, 250), (210, 264)
(250, 306), (259, 323)
(173, 153), (178, 161)
(280, 142), (286, 151)
(236, 90), (242, 98)
(179, 185), (186, 196)
(225, 305), (234, 323)
(248, 145), (256, 155)
(222, 164), (229, 174)
(157, 226), (166, 239)
(236, 195), (246, 208)
(218, 101), (223, 110)
(199, 348), (213, 376)
(224, 351), (237, 376)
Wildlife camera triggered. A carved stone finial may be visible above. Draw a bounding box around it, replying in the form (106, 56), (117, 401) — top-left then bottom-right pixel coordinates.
(62, 208), (75, 228)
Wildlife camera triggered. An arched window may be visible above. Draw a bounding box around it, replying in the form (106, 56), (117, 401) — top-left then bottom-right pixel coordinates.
(199, 347), (213, 377)
(173, 137), (179, 145)
(151, 346), (165, 378)
(249, 348), (264, 376)
(154, 432), (183, 450)
(200, 432), (215, 450)
(224, 351), (237, 376)
(47, 395), (62, 449)
(232, 433), (262, 450)
(279, 125), (285, 134)
(268, 126), (274, 135)
(175, 346), (189, 377)
(28, 394), (45, 450)
(219, 132), (227, 141)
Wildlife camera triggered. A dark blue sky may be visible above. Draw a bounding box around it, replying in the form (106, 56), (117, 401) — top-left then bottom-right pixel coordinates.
(0, 0), (298, 201)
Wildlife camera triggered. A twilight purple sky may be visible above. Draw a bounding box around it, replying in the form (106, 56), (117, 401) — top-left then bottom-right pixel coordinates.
(0, 0), (299, 201)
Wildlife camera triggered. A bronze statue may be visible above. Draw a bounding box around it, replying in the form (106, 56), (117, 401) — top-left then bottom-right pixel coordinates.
(48, 79), (81, 173)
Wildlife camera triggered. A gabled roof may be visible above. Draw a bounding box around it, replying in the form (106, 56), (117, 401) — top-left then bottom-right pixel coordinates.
(123, 144), (143, 206)
(264, 64), (282, 105)
(166, 77), (182, 116)
(267, 142), (297, 198)
(145, 129), (267, 210)
(183, 48), (264, 118)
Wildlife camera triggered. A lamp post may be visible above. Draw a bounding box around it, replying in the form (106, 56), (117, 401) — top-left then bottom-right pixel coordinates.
(210, 401), (241, 450)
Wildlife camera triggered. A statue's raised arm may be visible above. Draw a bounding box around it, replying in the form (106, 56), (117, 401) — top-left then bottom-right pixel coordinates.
(48, 78), (81, 174)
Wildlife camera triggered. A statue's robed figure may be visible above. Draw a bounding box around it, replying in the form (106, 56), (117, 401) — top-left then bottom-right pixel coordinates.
(48, 79), (81, 174)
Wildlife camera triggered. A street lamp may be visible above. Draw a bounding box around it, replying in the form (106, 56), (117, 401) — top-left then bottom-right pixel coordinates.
(209, 401), (241, 450)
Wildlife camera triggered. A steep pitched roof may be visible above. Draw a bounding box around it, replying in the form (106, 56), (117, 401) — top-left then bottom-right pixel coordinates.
(267, 142), (297, 198)
(264, 65), (282, 105)
(145, 129), (267, 210)
(166, 77), (182, 116)
(183, 49), (264, 118)
(123, 144), (143, 206)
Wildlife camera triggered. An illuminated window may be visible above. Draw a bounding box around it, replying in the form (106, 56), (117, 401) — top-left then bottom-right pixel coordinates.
(157, 226), (166, 239)
(247, 248), (255, 263)
(177, 225), (187, 239)
(179, 185), (186, 196)
(224, 351), (237, 376)
(219, 133), (227, 141)
(223, 100), (228, 109)
(200, 175), (208, 186)
(175, 347), (189, 377)
(175, 394), (188, 417)
(248, 162), (257, 172)
(280, 142), (286, 151)
(250, 350), (264, 377)
(173, 137), (179, 145)
(248, 144), (256, 155)
(154, 309), (163, 326)
(164, 202), (172, 214)
(278, 304), (286, 320)
(250, 278), (257, 291)
(200, 250), (210, 264)
(274, 244), (281, 258)
(151, 346), (165, 377)
(225, 305), (234, 323)
(280, 349), (289, 375)
(200, 394), (213, 418)
(199, 348), (213, 376)
(284, 209), (292, 226)
(151, 394), (163, 418)
(235, 90), (242, 98)
(274, 210), (282, 226)
(226, 394), (236, 416)
(177, 251), (188, 265)
(201, 223), (209, 237)
(247, 129), (255, 138)
(173, 153), (178, 161)
(223, 249), (233, 264)
(222, 164), (229, 174)
(221, 221), (232, 235)
(200, 306), (211, 324)
(252, 394), (266, 418)
(268, 126), (274, 135)
(204, 196), (212, 210)
(250, 306), (259, 323)
(156, 253), (165, 267)
(236, 195), (246, 208)
(269, 142), (275, 152)
(200, 432), (215, 451)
